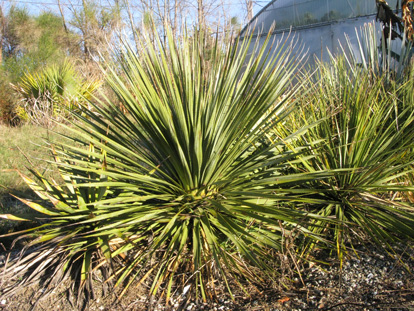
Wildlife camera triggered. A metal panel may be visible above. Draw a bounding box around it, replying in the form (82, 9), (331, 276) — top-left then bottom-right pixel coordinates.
(245, 0), (399, 33)
(242, 0), (402, 68)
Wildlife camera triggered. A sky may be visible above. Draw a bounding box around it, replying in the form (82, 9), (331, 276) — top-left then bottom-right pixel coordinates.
(0, 0), (267, 28)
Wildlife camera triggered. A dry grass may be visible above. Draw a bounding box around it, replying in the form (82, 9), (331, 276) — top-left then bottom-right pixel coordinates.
(0, 123), (61, 239)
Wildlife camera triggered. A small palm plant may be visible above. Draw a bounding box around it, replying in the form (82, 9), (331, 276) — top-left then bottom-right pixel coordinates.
(14, 60), (101, 125)
(1, 28), (329, 305)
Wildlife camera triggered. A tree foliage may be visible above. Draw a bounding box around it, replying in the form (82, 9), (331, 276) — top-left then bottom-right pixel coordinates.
(1, 7), (75, 82)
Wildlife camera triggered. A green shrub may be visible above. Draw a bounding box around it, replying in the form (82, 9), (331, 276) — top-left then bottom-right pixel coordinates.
(0, 77), (19, 126)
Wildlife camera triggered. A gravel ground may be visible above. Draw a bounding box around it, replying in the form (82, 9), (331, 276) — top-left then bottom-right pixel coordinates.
(1, 243), (414, 311)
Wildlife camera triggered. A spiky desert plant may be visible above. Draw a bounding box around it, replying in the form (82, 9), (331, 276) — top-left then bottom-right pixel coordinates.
(271, 56), (414, 263)
(64, 29), (330, 299)
(342, 22), (413, 81)
(1, 27), (331, 305)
